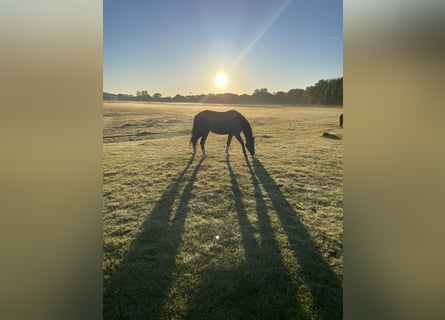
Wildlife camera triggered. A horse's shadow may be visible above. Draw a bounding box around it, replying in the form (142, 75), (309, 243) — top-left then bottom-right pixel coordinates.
(183, 157), (342, 319)
(250, 157), (343, 319)
(104, 155), (342, 319)
(182, 157), (311, 319)
(103, 155), (204, 319)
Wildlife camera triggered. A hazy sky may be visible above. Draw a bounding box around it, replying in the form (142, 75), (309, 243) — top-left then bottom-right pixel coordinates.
(104, 0), (342, 97)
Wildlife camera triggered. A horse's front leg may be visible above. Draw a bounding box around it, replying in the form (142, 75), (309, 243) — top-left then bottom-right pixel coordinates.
(200, 132), (209, 157)
(234, 133), (246, 156)
(226, 134), (233, 155)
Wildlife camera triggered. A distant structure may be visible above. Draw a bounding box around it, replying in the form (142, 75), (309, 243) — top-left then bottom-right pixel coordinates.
(339, 113), (343, 128)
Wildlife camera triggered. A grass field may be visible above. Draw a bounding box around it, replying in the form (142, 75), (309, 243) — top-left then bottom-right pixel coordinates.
(103, 102), (343, 320)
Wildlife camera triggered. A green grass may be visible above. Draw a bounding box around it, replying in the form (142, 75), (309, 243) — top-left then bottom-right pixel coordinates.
(103, 102), (343, 319)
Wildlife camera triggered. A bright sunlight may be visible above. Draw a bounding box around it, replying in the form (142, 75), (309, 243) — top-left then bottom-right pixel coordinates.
(215, 73), (228, 88)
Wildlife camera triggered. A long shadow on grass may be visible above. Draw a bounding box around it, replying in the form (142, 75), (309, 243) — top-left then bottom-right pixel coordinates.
(183, 158), (310, 320)
(227, 158), (311, 319)
(251, 158), (343, 320)
(103, 155), (204, 319)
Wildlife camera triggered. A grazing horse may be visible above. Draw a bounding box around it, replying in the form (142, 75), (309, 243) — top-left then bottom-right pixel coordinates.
(190, 110), (255, 157)
(339, 113), (343, 128)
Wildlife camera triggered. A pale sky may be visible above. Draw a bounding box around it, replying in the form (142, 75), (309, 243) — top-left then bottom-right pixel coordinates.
(103, 0), (343, 97)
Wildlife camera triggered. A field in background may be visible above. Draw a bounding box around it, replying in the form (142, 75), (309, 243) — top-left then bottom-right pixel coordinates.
(103, 102), (343, 319)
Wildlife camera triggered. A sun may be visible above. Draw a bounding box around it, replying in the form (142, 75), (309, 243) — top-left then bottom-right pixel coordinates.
(215, 73), (228, 88)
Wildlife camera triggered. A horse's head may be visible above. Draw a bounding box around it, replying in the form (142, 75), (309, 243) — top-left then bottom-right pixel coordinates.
(246, 137), (255, 156)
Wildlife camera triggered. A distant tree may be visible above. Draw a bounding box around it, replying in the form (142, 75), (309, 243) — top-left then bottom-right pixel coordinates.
(238, 94), (252, 104)
(253, 88), (268, 95)
(253, 88), (272, 104)
(196, 94), (204, 102)
(287, 88), (304, 104)
(314, 79), (328, 104)
(135, 90), (151, 101)
(303, 78), (342, 105)
(217, 93), (239, 104)
(333, 77), (343, 105)
(161, 96), (172, 102)
(173, 94), (186, 102)
(274, 91), (289, 104)
(116, 76), (342, 105)
(117, 93), (134, 101)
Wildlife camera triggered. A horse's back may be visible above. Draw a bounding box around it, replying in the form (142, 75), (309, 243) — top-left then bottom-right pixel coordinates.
(196, 110), (240, 119)
(194, 110), (243, 134)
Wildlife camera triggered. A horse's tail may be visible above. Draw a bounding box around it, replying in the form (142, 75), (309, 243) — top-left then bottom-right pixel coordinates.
(189, 116), (198, 148)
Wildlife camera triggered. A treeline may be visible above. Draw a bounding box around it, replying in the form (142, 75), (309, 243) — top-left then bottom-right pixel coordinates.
(104, 77), (342, 106)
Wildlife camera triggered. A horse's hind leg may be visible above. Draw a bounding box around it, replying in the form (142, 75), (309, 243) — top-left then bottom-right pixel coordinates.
(190, 135), (200, 155)
(234, 132), (247, 156)
(200, 132), (209, 157)
(226, 134), (233, 155)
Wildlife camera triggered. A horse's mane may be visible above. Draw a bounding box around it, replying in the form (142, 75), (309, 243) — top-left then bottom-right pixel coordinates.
(239, 114), (253, 139)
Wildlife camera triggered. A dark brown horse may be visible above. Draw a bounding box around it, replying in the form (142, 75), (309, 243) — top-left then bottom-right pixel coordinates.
(190, 110), (255, 157)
